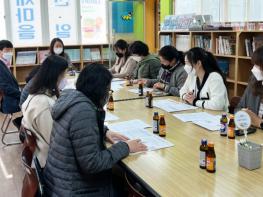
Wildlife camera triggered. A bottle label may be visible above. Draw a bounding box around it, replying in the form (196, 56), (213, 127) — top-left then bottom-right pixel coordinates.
(228, 127), (235, 137)
(145, 97), (149, 107)
(159, 125), (166, 136)
(206, 157), (216, 171)
(107, 102), (114, 110)
(199, 151), (206, 167)
(153, 120), (159, 133)
(220, 123), (227, 135)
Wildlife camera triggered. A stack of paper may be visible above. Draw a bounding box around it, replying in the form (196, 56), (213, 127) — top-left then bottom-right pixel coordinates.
(108, 120), (174, 151)
(173, 112), (221, 131)
(153, 99), (197, 112)
(111, 80), (125, 91)
(128, 88), (154, 94)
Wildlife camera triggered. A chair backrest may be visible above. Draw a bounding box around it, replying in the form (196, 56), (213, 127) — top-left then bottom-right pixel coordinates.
(228, 96), (241, 114)
(22, 126), (37, 153)
(33, 156), (45, 196)
(125, 173), (145, 197)
(21, 146), (38, 197)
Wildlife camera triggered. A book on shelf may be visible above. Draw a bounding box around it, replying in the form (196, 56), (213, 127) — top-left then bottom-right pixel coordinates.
(16, 51), (37, 65)
(193, 35), (211, 51)
(217, 59), (229, 77)
(83, 48), (92, 61)
(252, 36), (263, 53)
(38, 50), (49, 64)
(160, 35), (172, 48)
(216, 36), (235, 55)
(175, 35), (190, 52)
(90, 48), (101, 61)
(64, 49), (80, 62)
(245, 39), (253, 57)
(244, 36), (263, 57)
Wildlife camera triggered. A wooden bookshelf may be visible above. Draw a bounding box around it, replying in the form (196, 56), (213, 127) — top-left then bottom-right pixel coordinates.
(158, 30), (263, 99)
(11, 44), (114, 85)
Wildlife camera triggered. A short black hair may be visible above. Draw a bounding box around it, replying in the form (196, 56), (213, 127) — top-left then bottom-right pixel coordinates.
(129, 41), (149, 56)
(29, 55), (68, 97)
(50, 38), (65, 56)
(0, 40), (13, 50)
(114, 39), (130, 59)
(76, 63), (112, 108)
(159, 45), (185, 64)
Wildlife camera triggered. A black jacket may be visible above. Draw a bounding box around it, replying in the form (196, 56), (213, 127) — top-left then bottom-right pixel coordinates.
(0, 60), (20, 113)
(43, 89), (129, 196)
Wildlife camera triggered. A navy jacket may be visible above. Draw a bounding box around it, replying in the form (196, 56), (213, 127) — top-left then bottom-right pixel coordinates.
(0, 60), (20, 113)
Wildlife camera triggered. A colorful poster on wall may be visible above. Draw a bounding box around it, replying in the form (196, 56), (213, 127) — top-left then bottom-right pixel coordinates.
(48, 0), (78, 44)
(112, 2), (134, 33)
(80, 0), (107, 44)
(10, 0), (43, 46)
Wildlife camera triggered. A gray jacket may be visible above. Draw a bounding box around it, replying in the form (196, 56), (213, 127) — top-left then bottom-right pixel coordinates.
(43, 89), (129, 197)
(146, 63), (187, 96)
(236, 77), (261, 114)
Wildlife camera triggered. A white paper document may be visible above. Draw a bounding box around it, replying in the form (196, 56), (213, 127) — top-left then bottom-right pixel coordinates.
(108, 125), (174, 151)
(173, 112), (217, 122)
(63, 78), (76, 89)
(105, 112), (119, 122)
(112, 78), (125, 82)
(192, 117), (221, 131)
(108, 119), (151, 131)
(153, 99), (197, 112)
(128, 88), (154, 94)
(111, 81), (125, 91)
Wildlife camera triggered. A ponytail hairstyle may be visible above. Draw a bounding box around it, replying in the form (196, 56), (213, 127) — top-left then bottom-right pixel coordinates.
(251, 46), (263, 97)
(158, 45), (185, 64)
(185, 47), (226, 85)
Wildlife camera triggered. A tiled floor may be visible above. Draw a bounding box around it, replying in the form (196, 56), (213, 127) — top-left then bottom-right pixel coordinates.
(0, 113), (23, 197)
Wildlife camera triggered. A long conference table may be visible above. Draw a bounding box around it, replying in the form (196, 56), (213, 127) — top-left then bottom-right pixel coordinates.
(109, 84), (263, 197)
(65, 76), (263, 196)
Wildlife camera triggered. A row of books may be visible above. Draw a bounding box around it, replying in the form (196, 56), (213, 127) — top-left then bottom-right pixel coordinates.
(245, 36), (263, 57)
(193, 35), (212, 51)
(215, 36), (236, 55)
(160, 35), (172, 48)
(14, 48), (114, 65)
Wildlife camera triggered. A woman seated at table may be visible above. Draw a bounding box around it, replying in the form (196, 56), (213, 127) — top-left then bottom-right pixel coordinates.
(49, 37), (73, 68)
(180, 47), (229, 111)
(109, 39), (138, 78)
(129, 41), (161, 80)
(43, 63), (147, 196)
(22, 55), (68, 167)
(141, 45), (187, 96)
(235, 46), (263, 128)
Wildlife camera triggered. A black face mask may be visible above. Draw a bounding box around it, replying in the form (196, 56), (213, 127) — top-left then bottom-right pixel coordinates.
(161, 64), (170, 70)
(116, 53), (124, 58)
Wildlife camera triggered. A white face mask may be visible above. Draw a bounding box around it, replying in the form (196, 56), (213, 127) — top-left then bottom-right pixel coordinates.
(58, 78), (68, 90)
(251, 65), (263, 81)
(133, 56), (142, 62)
(3, 52), (13, 62)
(54, 47), (63, 55)
(184, 64), (196, 75)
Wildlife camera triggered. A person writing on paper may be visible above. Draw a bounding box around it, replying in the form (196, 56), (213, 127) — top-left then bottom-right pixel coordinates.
(236, 46), (263, 128)
(141, 45), (187, 96)
(44, 63), (147, 196)
(49, 37), (73, 68)
(22, 55), (68, 167)
(129, 41), (161, 80)
(109, 39), (138, 78)
(180, 47), (229, 111)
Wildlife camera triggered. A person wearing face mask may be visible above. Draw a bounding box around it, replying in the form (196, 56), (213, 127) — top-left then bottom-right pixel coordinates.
(141, 45), (187, 96)
(180, 47), (229, 111)
(49, 37), (73, 68)
(43, 63), (147, 196)
(109, 39), (138, 78)
(129, 41), (161, 80)
(0, 40), (21, 115)
(236, 46), (263, 128)
(21, 55), (68, 167)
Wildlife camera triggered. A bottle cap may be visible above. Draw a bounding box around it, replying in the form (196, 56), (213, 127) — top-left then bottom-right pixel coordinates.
(222, 113), (227, 117)
(160, 114), (165, 117)
(201, 139), (207, 145)
(154, 112), (159, 116)
(208, 142), (214, 147)
(229, 114), (234, 119)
